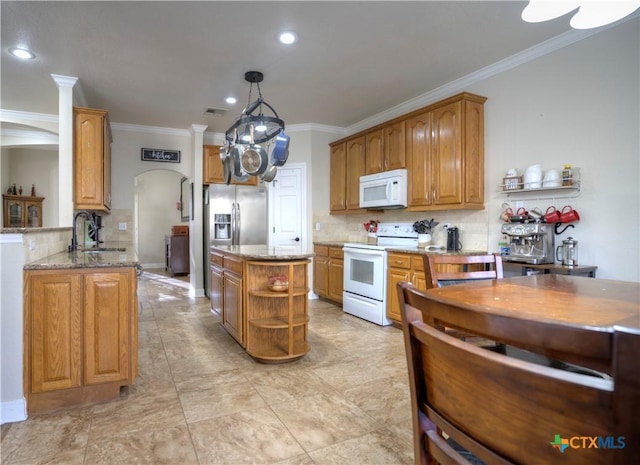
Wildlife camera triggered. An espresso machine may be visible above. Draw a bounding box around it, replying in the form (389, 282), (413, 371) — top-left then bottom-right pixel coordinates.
(500, 222), (554, 264)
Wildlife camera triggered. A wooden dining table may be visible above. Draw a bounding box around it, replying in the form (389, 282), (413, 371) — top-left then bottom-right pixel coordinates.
(422, 274), (640, 373)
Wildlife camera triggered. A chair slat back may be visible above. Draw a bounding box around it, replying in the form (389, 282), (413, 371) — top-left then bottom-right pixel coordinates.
(398, 281), (640, 465)
(423, 254), (503, 289)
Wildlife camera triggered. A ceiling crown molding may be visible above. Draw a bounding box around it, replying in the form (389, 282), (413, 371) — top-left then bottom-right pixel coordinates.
(346, 25), (606, 135)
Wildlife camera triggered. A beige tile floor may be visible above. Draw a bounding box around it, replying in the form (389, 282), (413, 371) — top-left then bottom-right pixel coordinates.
(1, 269), (413, 465)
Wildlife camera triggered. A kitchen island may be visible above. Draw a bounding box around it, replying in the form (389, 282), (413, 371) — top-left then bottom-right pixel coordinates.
(209, 245), (314, 363)
(23, 243), (139, 414)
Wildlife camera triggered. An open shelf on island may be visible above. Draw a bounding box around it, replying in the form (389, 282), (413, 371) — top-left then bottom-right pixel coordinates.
(245, 259), (310, 363)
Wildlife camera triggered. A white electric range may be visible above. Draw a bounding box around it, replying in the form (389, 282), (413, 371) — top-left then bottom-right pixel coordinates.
(342, 223), (418, 326)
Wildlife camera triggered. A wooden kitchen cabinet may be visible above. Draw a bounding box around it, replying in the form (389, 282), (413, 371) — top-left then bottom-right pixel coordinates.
(28, 272), (82, 394)
(313, 244), (343, 304)
(3, 194), (44, 228)
(209, 247), (312, 362)
(365, 122), (406, 175)
(209, 252), (224, 318)
(329, 137), (366, 213)
(83, 272), (133, 385)
(74, 107), (112, 211)
(209, 249), (244, 345)
(327, 247), (344, 303)
(365, 129), (384, 174)
(329, 92), (485, 213)
(203, 145), (225, 184)
(346, 137), (366, 210)
(203, 145), (258, 186)
(313, 246), (329, 297)
(223, 268), (243, 344)
(406, 111), (433, 207)
(24, 267), (137, 414)
(245, 260), (310, 362)
(386, 253), (426, 323)
(165, 234), (189, 276)
(408, 94), (485, 210)
(329, 142), (347, 211)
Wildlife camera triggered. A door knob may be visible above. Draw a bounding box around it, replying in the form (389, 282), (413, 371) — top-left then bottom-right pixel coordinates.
(292, 237), (300, 242)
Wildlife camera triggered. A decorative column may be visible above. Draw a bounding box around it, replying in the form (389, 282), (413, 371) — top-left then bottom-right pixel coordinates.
(51, 74), (78, 226)
(190, 124), (207, 297)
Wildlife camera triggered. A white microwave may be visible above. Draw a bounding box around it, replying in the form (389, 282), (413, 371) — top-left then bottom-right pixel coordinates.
(359, 169), (408, 209)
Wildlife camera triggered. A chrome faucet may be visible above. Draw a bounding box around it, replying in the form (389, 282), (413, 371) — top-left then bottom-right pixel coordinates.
(69, 210), (97, 252)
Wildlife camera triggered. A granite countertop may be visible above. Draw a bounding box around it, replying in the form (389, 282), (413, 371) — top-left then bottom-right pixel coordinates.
(1, 226), (72, 234)
(386, 247), (488, 255)
(313, 240), (487, 256)
(313, 241), (353, 247)
(211, 245), (314, 260)
(24, 242), (139, 270)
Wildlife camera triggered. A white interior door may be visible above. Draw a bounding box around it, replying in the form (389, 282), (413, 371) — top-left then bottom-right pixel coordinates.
(269, 164), (306, 251)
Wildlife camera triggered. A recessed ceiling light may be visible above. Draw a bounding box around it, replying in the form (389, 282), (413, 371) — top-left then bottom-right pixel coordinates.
(226, 97), (237, 104)
(9, 47), (36, 60)
(278, 31), (297, 45)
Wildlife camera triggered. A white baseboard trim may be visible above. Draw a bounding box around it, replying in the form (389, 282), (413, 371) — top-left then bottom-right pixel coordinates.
(141, 262), (164, 270)
(1, 398), (27, 425)
(190, 287), (205, 298)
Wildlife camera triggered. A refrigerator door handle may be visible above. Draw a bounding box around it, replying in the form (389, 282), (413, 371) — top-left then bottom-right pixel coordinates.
(236, 203), (241, 245)
(231, 202), (237, 245)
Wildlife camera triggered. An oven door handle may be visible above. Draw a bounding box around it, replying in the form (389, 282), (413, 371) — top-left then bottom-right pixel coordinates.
(343, 248), (385, 257)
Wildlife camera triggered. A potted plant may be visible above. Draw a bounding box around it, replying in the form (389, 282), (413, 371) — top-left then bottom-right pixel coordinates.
(413, 219), (439, 246)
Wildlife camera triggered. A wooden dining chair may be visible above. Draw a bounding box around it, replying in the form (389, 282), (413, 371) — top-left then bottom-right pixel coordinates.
(422, 253), (504, 289)
(422, 253), (504, 348)
(398, 281), (640, 465)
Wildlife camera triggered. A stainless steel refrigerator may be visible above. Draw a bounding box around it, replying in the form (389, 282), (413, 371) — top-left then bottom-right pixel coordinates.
(203, 183), (268, 295)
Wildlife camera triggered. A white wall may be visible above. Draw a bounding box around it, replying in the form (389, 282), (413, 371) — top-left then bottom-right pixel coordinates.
(318, 19), (639, 282)
(0, 235), (26, 423)
(4, 148), (59, 227)
(468, 18), (639, 281)
(110, 127), (192, 211)
(135, 169), (184, 267)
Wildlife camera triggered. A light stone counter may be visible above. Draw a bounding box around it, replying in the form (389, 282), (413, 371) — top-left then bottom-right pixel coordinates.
(211, 244), (314, 260)
(24, 242), (139, 270)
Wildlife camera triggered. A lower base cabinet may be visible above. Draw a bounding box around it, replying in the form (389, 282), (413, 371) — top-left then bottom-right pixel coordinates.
(209, 250), (244, 344)
(313, 245), (344, 304)
(387, 253), (427, 322)
(209, 248), (311, 363)
(24, 267), (138, 414)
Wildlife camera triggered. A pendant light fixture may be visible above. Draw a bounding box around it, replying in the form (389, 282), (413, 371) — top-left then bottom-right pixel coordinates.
(222, 71), (288, 183)
(522, 0), (640, 29)
(225, 71), (284, 145)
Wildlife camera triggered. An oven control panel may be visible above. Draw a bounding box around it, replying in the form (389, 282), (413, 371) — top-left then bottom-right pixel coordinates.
(376, 222), (418, 238)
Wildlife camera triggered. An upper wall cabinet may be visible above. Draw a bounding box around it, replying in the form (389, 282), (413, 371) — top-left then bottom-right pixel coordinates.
(330, 137), (367, 212)
(203, 145), (258, 186)
(329, 142), (347, 211)
(329, 92), (486, 214)
(407, 94), (486, 210)
(365, 122), (406, 175)
(346, 137), (366, 210)
(74, 107), (112, 212)
(203, 145), (224, 184)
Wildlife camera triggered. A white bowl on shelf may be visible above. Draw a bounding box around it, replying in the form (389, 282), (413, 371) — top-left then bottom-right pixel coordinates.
(543, 169), (561, 181)
(523, 164), (542, 189)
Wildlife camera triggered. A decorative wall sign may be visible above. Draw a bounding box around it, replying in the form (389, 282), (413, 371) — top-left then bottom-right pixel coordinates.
(141, 148), (181, 163)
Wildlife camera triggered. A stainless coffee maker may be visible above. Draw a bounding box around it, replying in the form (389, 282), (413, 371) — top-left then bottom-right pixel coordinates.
(500, 223), (554, 264)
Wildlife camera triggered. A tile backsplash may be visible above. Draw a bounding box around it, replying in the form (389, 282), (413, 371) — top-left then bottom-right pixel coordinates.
(100, 209), (134, 243)
(313, 209), (490, 251)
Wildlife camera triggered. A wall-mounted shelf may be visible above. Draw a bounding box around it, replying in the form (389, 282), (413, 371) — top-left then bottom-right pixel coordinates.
(498, 183), (581, 200)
